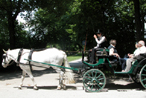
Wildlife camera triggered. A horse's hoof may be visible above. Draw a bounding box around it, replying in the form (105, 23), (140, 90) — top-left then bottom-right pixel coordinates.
(62, 85), (66, 90)
(57, 86), (61, 90)
(33, 87), (38, 90)
(18, 86), (22, 89)
(34, 88), (38, 90)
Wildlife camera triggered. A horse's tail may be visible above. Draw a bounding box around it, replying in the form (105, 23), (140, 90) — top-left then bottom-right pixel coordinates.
(63, 52), (75, 84)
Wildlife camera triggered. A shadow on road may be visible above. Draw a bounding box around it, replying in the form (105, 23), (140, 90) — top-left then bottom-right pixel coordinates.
(0, 67), (57, 81)
(0, 61), (146, 91)
(14, 85), (78, 90)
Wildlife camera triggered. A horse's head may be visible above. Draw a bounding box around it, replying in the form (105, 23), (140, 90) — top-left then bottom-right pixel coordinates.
(2, 49), (14, 68)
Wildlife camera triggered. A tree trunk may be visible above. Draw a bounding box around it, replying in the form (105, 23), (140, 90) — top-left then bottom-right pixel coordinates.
(8, 14), (16, 49)
(133, 0), (143, 41)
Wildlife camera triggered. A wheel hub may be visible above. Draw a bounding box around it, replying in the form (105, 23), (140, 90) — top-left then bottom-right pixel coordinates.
(92, 78), (97, 84)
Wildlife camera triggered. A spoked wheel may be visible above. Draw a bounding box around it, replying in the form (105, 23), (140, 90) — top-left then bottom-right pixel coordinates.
(83, 69), (106, 92)
(131, 68), (141, 84)
(140, 64), (146, 89)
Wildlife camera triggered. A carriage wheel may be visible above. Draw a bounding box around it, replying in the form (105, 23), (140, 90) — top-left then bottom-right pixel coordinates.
(131, 74), (140, 84)
(140, 64), (146, 89)
(83, 69), (106, 92)
(131, 68), (141, 84)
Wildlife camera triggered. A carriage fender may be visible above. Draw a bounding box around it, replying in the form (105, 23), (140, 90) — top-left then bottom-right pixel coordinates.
(133, 58), (146, 74)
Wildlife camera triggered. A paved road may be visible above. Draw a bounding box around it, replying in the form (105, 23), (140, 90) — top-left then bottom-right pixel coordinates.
(0, 58), (146, 98)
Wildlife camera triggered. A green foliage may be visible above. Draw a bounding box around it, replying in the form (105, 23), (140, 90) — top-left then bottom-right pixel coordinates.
(67, 53), (82, 62)
(67, 55), (81, 62)
(0, 0), (146, 59)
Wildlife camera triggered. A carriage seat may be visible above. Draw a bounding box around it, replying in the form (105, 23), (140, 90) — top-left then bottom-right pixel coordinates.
(132, 53), (146, 74)
(133, 53), (146, 61)
(95, 48), (119, 64)
(96, 48), (109, 56)
(107, 55), (119, 65)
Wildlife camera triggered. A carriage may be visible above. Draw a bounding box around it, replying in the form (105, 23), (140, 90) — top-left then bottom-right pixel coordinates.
(81, 48), (146, 92)
(2, 48), (146, 92)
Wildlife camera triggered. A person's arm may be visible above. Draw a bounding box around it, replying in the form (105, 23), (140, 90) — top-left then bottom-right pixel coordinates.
(109, 48), (120, 58)
(109, 48), (114, 55)
(139, 46), (146, 54)
(128, 53), (134, 58)
(94, 36), (105, 44)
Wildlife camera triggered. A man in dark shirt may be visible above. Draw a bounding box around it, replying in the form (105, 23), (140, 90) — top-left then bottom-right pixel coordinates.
(108, 39), (126, 71)
(108, 39), (119, 58)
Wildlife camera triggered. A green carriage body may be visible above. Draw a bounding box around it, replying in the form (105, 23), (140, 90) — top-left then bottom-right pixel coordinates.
(82, 48), (146, 92)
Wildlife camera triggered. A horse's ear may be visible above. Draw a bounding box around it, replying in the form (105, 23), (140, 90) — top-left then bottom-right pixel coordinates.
(3, 49), (7, 53)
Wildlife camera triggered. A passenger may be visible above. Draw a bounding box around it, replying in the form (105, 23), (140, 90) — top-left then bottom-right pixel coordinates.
(124, 40), (146, 72)
(108, 39), (120, 59)
(127, 43), (139, 58)
(108, 39), (126, 71)
(89, 30), (107, 63)
(122, 43), (139, 71)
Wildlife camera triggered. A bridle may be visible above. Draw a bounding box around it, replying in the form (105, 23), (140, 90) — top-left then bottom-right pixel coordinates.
(2, 53), (16, 67)
(2, 54), (8, 65)
(2, 49), (24, 67)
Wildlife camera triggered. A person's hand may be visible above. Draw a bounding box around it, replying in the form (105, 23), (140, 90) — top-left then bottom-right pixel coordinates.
(116, 54), (120, 58)
(93, 35), (97, 39)
(128, 53), (130, 56)
(128, 53), (133, 58)
(113, 53), (120, 58)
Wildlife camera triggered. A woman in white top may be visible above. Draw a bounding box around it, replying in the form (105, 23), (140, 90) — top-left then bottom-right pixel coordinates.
(89, 30), (107, 63)
(93, 31), (106, 48)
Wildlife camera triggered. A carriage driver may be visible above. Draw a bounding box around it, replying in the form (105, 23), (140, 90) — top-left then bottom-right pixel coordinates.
(89, 30), (107, 63)
(124, 40), (146, 72)
(93, 30), (106, 48)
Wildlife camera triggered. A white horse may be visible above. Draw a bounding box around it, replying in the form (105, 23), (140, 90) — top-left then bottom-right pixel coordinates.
(2, 48), (75, 90)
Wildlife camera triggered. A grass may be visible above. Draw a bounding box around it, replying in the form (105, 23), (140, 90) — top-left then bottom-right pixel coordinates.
(67, 53), (82, 62)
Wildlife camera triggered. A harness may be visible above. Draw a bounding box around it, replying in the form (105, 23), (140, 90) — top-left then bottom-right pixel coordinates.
(17, 48), (23, 66)
(16, 49), (34, 71)
(4, 48), (47, 70)
(4, 48), (34, 69)
(28, 49), (34, 71)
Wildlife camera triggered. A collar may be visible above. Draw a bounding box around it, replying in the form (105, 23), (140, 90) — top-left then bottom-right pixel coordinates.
(110, 44), (115, 48)
(17, 48), (23, 63)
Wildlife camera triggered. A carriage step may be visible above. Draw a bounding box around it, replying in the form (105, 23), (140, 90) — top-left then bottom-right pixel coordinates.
(114, 71), (129, 74)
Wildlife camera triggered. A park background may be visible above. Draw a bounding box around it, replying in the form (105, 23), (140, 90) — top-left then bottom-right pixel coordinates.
(0, 0), (146, 69)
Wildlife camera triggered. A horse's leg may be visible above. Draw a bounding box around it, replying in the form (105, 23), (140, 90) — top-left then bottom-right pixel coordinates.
(18, 71), (26, 89)
(20, 65), (37, 90)
(26, 70), (38, 90)
(57, 71), (66, 90)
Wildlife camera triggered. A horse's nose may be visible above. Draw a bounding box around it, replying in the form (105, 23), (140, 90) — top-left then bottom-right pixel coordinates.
(2, 61), (7, 68)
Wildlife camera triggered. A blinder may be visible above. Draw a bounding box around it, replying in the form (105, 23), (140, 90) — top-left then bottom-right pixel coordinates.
(2, 54), (7, 59)
(2, 54), (8, 64)
(2, 53), (14, 66)
(2, 49), (23, 67)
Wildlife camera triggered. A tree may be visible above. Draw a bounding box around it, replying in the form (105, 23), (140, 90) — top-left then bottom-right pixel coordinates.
(25, 0), (75, 49)
(133, 0), (142, 41)
(0, 0), (37, 49)
(67, 0), (137, 56)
